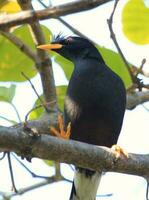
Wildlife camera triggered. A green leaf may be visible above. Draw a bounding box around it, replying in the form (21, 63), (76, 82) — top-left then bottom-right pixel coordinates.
(0, 84), (16, 103)
(96, 46), (132, 88)
(29, 86), (67, 120)
(54, 54), (74, 80)
(54, 45), (132, 88)
(44, 160), (54, 167)
(0, 25), (52, 82)
(56, 85), (67, 111)
(122, 0), (149, 44)
(29, 95), (44, 120)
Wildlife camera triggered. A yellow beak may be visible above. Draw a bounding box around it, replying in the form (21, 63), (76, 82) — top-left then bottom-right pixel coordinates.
(37, 43), (63, 50)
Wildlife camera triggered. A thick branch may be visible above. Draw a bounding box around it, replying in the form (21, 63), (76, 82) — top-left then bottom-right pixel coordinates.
(0, 123), (149, 179)
(0, 0), (112, 30)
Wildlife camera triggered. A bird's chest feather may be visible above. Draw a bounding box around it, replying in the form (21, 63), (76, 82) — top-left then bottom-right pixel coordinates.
(64, 70), (98, 122)
(67, 66), (101, 105)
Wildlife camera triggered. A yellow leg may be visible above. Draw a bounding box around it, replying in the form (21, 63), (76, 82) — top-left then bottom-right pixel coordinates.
(50, 114), (71, 140)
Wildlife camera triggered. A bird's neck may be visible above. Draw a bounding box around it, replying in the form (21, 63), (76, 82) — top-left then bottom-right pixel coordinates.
(86, 50), (105, 63)
(74, 58), (105, 73)
(72, 48), (105, 64)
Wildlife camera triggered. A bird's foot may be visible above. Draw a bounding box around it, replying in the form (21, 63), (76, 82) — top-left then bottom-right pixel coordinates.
(50, 114), (71, 140)
(111, 144), (128, 158)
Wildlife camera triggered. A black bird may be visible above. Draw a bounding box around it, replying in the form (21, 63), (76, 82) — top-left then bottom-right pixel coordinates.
(37, 35), (126, 200)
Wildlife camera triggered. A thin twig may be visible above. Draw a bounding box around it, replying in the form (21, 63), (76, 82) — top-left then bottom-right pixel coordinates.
(21, 72), (49, 112)
(37, 0), (96, 44)
(12, 153), (53, 179)
(0, 31), (39, 63)
(0, 152), (6, 160)
(107, 0), (135, 83)
(107, 2), (149, 94)
(96, 193), (113, 197)
(136, 58), (146, 77)
(7, 153), (18, 193)
(4, 178), (58, 199)
(12, 154), (72, 184)
(58, 17), (92, 41)
(131, 66), (149, 78)
(0, 116), (17, 124)
(38, 0), (89, 39)
(5, 154), (71, 198)
(38, 0), (48, 8)
(134, 59), (147, 91)
(10, 102), (22, 123)
(24, 100), (56, 124)
(25, 104), (43, 124)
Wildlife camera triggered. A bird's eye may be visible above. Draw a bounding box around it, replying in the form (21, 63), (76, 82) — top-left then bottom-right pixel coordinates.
(66, 37), (73, 44)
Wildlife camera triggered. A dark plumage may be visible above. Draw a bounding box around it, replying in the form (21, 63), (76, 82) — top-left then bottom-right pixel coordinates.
(52, 36), (126, 146)
(38, 35), (126, 200)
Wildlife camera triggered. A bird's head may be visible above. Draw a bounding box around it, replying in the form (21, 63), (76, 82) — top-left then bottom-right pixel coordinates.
(37, 34), (105, 63)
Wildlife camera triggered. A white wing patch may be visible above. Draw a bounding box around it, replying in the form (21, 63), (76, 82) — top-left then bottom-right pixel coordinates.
(65, 95), (81, 121)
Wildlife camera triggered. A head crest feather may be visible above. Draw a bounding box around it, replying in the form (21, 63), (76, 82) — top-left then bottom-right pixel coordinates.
(53, 33), (67, 43)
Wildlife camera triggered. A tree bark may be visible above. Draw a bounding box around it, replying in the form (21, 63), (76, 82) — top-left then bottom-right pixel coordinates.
(0, 121), (149, 180)
(0, 0), (112, 29)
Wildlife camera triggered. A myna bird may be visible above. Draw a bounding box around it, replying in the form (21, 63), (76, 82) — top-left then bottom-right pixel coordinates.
(37, 35), (126, 200)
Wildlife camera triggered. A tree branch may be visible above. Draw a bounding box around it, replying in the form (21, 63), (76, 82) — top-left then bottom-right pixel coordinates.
(3, 176), (64, 199)
(131, 66), (149, 78)
(17, 0), (57, 109)
(0, 123), (149, 180)
(127, 90), (149, 110)
(0, 30), (39, 63)
(107, 0), (135, 84)
(0, 0), (112, 30)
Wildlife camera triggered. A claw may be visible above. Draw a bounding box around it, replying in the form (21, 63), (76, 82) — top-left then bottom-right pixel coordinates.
(50, 114), (71, 140)
(111, 144), (128, 158)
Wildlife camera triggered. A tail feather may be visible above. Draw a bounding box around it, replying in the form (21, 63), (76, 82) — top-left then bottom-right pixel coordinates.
(69, 168), (102, 200)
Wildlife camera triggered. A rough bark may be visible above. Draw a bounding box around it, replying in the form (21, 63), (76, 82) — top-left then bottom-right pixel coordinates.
(0, 120), (149, 180)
